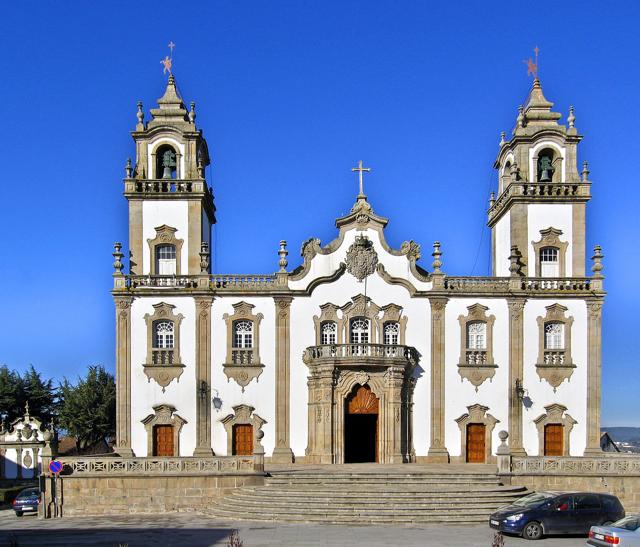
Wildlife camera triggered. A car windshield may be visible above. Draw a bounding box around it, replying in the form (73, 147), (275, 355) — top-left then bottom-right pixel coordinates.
(18, 489), (38, 498)
(612, 516), (640, 531)
(511, 492), (555, 507)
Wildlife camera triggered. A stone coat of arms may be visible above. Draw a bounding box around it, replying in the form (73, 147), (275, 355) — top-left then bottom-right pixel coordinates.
(345, 236), (378, 282)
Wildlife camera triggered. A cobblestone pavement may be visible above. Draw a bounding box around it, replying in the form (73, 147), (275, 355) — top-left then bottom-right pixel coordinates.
(0, 509), (587, 546)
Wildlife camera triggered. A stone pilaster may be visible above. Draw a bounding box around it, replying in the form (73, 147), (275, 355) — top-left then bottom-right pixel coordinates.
(386, 367), (405, 463)
(507, 298), (527, 457)
(115, 296), (135, 457)
(584, 298), (604, 455)
(272, 296), (294, 463)
(193, 296), (214, 456)
(427, 297), (449, 462)
(304, 366), (335, 464)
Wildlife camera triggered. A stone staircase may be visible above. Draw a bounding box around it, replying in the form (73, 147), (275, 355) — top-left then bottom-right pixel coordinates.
(204, 464), (527, 525)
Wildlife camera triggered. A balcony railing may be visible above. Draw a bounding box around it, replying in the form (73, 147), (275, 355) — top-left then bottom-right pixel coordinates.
(303, 343), (418, 366)
(543, 350), (566, 365)
(231, 348), (255, 365)
(152, 349), (175, 365)
(128, 275), (198, 288)
(465, 350), (488, 365)
(445, 277), (511, 291)
(210, 274), (277, 290)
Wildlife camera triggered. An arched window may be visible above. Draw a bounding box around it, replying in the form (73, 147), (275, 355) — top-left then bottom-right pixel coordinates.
(383, 322), (400, 345)
(537, 149), (556, 182)
(321, 321), (337, 345)
(466, 321), (487, 350)
(544, 322), (564, 350)
(153, 321), (174, 349)
(156, 145), (177, 179)
(350, 318), (370, 344)
(540, 247), (559, 277)
(233, 320), (253, 348)
(156, 244), (177, 275)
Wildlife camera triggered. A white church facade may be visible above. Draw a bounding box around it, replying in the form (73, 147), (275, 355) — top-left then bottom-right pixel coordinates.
(111, 74), (605, 465)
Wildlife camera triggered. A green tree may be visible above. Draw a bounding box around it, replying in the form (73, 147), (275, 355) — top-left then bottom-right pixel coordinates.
(57, 365), (116, 451)
(0, 365), (21, 425)
(18, 365), (58, 426)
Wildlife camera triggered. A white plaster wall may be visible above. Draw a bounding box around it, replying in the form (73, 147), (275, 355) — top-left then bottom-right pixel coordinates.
(289, 266), (432, 458)
(130, 297), (196, 456)
(142, 201), (189, 275)
(147, 137), (186, 179)
(1, 448), (40, 479)
(210, 297), (276, 456)
(527, 204), (573, 276)
(494, 211), (511, 277)
(522, 299), (588, 455)
(288, 226), (433, 292)
(443, 298), (510, 458)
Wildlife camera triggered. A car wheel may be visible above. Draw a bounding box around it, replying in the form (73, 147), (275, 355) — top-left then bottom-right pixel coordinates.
(15, 511), (23, 517)
(522, 521), (543, 540)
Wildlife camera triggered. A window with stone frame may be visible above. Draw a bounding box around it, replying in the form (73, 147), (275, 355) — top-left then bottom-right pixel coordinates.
(320, 321), (337, 345)
(155, 244), (177, 275)
(143, 303), (185, 391)
(350, 317), (370, 344)
(535, 304), (576, 391)
(222, 302), (264, 391)
(532, 228), (568, 278)
(457, 304), (497, 391)
(383, 322), (400, 345)
(147, 225), (183, 276)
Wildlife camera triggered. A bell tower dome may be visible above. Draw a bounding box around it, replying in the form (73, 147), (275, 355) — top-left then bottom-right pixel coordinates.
(124, 76), (215, 276)
(489, 78), (591, 277)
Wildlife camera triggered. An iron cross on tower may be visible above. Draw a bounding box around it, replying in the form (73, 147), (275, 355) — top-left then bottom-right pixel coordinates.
(352, 160), (371, 198)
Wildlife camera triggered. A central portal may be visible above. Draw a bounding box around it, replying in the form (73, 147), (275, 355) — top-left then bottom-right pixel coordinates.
(344, 385), (379, 463)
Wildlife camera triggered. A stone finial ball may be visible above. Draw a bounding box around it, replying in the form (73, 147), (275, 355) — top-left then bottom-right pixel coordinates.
(257, 429), (264, 440)
(43, 429), (52, 442)
(498, 430), (509, 441)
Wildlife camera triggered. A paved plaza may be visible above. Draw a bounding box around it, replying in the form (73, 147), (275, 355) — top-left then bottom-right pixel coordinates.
(0, 508), (588, 546)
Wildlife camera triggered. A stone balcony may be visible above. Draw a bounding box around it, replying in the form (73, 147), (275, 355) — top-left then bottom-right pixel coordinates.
(302, 343), (419, 368)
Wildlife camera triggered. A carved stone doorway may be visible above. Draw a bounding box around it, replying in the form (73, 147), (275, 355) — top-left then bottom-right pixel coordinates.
(344, 385), (379, 463)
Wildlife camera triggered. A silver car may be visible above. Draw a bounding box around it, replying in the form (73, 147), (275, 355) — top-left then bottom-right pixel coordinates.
(588, 515), (640, 546)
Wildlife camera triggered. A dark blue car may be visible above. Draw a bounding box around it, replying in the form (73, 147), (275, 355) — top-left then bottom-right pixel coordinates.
(11, 487), (41, 517)
(489, 491), (625, 540)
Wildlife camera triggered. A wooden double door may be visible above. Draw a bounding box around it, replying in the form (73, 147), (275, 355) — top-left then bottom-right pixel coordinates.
(233, 424), (254, 455)
(466, 423), (486, 463)
(153, 424), (175, 456)
(544, 424), (564, 456)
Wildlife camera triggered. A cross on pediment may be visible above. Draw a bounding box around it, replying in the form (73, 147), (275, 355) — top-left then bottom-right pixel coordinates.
(352, 160), (371, 198)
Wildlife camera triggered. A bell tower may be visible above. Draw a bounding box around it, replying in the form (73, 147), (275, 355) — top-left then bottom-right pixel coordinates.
(124, 75), (215, 276)
(489, 78), (591, 277)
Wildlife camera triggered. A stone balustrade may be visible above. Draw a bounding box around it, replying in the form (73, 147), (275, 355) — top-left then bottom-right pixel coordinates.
(543, 350), (565, 365)
(119, 273), (598, 295)
(210, 274), (278, 289)
(521, 278), (592, 291)
(488, 181), (591, 223)
(444, 277), (511, 291)
(151, 349), (175, 365)
(466, 349), (488, 365)
(512, 456), (640, 475)
(303, 343), (419, 366)
(124, 178), (211, 196)
(59, 455), (262, 476)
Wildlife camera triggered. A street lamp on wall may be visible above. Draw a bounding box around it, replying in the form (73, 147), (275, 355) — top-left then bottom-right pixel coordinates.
(212, 390), (223, 412)
(198, 380), (209, 401)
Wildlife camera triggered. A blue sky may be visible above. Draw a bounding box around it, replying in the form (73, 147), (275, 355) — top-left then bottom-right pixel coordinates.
(0, 1), (637, 425)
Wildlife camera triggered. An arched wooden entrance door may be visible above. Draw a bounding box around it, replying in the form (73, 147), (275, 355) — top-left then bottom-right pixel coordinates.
(344, 385), (379, 463)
